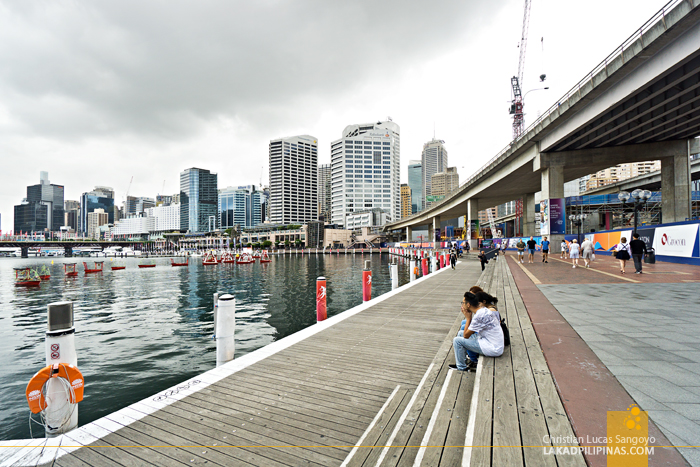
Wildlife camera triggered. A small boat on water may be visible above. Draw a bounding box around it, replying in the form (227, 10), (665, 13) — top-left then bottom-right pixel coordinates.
(138, 261), (156, 268)
(236, 254), (254, 264)
(221, 252), (236, 264)
(39, 265), (51, 280)
(83, 261), (104, 274)
(202, 252), (219, 265)
(171, 258), (188, 267)
(111, 262), (126, 270)
(64, 263), (78, 277)
(259, 252), (272, 263)
(14, 267), (41, 287)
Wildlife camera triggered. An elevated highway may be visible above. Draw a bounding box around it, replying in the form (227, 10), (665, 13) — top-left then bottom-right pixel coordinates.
(386, 0), (700, 249)
(0, 241), (144, 258)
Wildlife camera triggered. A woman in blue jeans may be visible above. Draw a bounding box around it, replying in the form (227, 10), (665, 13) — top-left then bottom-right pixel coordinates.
(450, 291), (504, 371)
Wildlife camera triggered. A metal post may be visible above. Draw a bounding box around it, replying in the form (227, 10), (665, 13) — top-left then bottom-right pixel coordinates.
(45, 301), (78, 436)
(409, 257), (416, 282)
(362, 260), (372, 301)
(212, 292), (219, 337)
(215, 294), (235, 366)
(390, 259), (399, 290)
(316, 277), (327, 322)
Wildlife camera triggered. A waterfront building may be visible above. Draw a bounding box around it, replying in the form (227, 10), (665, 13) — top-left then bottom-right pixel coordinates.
(318, 164), (331, 222)
(125, 196), (156, 216)
(408, 160), (423, 214)
(87, 208), (109, 239)
(218, 185), (264, 230)
(147, 203), (180, 235)
(330, 121), (400, 227)
(421, 139), (448, 209)
(345, 208), (390, 229)
(180, 168), (218, 233)
(431, 167), (459, 200)
(14, 172), (64, 234)
(400, 184), (412, 218)
(79, 187), (115, 236)
(269, 135), (318, 224)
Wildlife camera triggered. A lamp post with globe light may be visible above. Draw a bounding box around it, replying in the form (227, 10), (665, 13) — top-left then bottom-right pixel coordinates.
(617, 189), (653, 234)
(568, 213), (587, 245)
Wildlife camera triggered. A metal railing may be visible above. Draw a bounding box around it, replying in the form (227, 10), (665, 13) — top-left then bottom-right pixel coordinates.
(396, 0), (687, 226)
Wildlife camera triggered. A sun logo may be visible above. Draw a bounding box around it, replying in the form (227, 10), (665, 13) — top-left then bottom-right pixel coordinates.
(624, 404), (643, 430)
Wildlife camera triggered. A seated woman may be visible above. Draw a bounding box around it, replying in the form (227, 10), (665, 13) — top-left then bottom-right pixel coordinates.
(450, 291), (504, 371)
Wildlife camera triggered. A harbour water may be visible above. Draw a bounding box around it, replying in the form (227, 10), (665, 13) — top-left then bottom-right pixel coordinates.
(0, 253), (409, 440)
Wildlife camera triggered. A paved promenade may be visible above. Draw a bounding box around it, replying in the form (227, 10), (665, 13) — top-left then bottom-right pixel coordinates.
(507, 251), (700, 466)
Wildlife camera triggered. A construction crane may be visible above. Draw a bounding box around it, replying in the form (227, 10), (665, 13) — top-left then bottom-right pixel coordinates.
(509, 0), (532, 140)
(123, 176), (133, 215)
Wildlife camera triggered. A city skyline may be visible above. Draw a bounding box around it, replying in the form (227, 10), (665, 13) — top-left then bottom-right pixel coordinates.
(0, 0), (668, 229)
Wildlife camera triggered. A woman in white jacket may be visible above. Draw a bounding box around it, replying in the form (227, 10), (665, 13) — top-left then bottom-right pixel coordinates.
(614, 237), (632, 274)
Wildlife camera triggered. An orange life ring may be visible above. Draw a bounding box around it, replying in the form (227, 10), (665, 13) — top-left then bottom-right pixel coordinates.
(25, 363), (84, 414)
(414, 267), (419, 275)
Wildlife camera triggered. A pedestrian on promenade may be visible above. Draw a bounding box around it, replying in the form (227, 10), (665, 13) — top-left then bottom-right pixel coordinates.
(450, 291), (504, 371)
(560, 240), (568, 259)
(580, 237), (594, 268)
(541, 236), (550, 263)
(569, 239), (581, 268)
(516, 239), (526, 263)
(526, 236), (537, 263)
(450, 250), (457, 269)
(630, 233), (647, 274)
(465, 242), (470, 255)
(614, 237), (632, 274)
(501, 240), (507, 257)
(478, 250), (488, 271)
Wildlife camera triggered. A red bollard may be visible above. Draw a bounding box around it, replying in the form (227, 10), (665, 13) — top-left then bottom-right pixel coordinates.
(316, 277), (327, 322)
(362, 260), (372, 301)
(440, 254), (445, 269)
(421, 257), (428, 276)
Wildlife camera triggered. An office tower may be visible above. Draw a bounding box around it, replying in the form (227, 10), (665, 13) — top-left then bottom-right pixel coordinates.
(431, 167), (459, 199)
(219, 185), (264, 230)
(180, 168), (218, 233)
(87, 208), (109, 239)
(400, 184), (412, 219)
(14, 172), (65, 233)
(125, 196), (156, 216)
(318, 164), (332, 222)
(79, 187), (115, 235)
(330, 121), (400, 227)
(408, 160), (423, 214)
(269, 135), (318, 224)
(261, 186), (270, 223)
(421, 139), (448, 209)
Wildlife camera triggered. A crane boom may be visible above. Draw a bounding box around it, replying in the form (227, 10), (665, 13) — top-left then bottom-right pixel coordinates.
(510, 0), (532, 140)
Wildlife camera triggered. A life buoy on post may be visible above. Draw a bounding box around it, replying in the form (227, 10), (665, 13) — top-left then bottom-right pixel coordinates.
(26, 363), (84, 414)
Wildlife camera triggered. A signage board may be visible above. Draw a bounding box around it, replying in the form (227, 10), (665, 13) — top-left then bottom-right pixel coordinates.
(652, 224), (698, 257)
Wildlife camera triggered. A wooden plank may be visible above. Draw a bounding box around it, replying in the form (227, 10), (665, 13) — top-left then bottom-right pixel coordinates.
(469, 356), (494, 467)
(491, 340), (523, 465)
(55, 448), (122, 467)
(440, 372), (474, 467)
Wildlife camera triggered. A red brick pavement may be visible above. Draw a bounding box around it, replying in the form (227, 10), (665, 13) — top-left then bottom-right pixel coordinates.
(506, 254), (692, 467)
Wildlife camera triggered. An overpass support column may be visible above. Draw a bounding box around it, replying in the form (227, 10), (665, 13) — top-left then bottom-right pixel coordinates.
(541, 165), (565, 253)
(466, 199), (479, 250)
(522, 194), (536, 238)
(661, 153), (691, 224)
(432, 216), (441, 247)
(64, 247), (73, 258)
(21, 247), (29, 259)
(406, 226), (412, 242)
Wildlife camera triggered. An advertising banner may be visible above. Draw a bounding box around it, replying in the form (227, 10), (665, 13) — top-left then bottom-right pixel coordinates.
(549, 198), (566, 235)
(539, 200), (549, 236)
(635, 228), (656, 251)
(653, 224), (698, 258)
(469, 220), (480, 239)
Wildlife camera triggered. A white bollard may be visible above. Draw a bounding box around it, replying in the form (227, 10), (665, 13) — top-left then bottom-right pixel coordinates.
(431, 253), (438, 272)
(391, 260), (399, 290)
(409, 258), (416, 282)
(216, 294), (236, 366)
(213, 292), (219, 337)
(45, 301), (78, 437)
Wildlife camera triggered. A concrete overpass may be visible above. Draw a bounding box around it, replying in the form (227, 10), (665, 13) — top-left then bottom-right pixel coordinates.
(386, 0), (700, 249)
(0, 241), (145, 258)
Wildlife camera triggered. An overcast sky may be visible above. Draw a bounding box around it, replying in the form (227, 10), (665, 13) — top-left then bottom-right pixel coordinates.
(0, 0), (668, 230)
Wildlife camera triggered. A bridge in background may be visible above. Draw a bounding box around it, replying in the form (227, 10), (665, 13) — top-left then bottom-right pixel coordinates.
(386, 0), (700, 250)
(0, 241), (145, 258)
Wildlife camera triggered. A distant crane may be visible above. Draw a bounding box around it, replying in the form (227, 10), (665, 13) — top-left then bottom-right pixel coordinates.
(123, 176), (133, 215)
(509, 0), (532, 140)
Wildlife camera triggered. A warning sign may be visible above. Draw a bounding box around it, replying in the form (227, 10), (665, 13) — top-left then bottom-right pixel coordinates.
(50, 344), (60, 359)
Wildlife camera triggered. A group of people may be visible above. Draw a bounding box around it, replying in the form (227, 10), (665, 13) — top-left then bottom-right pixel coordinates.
(515, 236), (550, 263)
(564, 233), (648, 274)
(450, 286), (504, 371)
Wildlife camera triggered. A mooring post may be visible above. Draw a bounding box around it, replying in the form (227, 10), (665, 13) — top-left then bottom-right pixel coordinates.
(362, 260), (372, 301)
(213, 292), (219, 337)
(316, 277), (327, 322)
(45, 301), (78, 436)
(409, 257), (416, 282)
(216, 294), (235, 367)
(391, 259), (398, 290)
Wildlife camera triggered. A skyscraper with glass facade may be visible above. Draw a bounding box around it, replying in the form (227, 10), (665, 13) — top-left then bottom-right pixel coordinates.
(421, 139), (448, 209)
(218, 185), (264, 230)
(14, 172), (65, 234)
(79, 186), (114, 236)
(407, 160), (422, 214)
(180, 168), (218, 233)
(330, 121), (400, 227)
(269, 135), (318, 224)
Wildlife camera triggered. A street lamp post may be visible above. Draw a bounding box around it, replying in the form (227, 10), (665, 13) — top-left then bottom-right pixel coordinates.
(568, 213), (588, 244)
(617, 189), (652, 233)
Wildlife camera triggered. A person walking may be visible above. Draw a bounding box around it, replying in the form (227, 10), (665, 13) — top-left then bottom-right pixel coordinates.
(560, 240), (568, 259)
(580, 237), (594, 268)
(450, 250), (457, 269)
(526, 236), (537, 263)
(630, 233), (647, 274)
(541, 236), (550, 263)
(500, 240), (507, 257)
(516, 239), (526, 263)
(569, 239), (581, 268)
(478, 250), (488, 271)
(614, 237), (632, 274)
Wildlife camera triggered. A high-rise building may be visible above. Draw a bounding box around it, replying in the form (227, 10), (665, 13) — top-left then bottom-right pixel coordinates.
(218, 185), (264, 230)
(125, 196), (156, 217)
(318, 164), (332, 222)
(584, 161), (661, 192)
(269, 135), (318, 224)
(408, 160), (423, 214)
(14, 172), (65, 233)
(79, 187), (115, 236)
(180, 168), (218, 233)
(87, 208), (109, 239)
(330, 121), (400, 227)
(421, 139), (448, 209)
(431, 167), (459, 200)
(400, 184), (412, 218)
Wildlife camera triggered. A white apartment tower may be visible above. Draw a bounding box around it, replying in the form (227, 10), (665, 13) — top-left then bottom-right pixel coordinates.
(421, 138), (448, 209)
(330, 121), (400, 227)
(269, 135), (318, 224)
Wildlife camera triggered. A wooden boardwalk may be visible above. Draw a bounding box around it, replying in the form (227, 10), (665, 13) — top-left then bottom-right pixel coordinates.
(4, 256), (589, 466)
